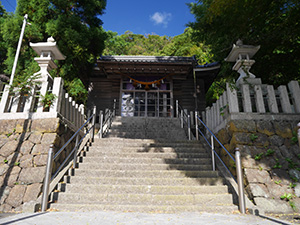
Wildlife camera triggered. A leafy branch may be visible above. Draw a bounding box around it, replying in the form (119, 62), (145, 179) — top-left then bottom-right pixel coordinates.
(8, 73), (41, 97)
(40, 91), (57, 110)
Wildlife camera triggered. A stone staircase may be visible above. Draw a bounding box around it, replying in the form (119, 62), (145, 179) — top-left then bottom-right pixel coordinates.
(49, 117), (237, 213)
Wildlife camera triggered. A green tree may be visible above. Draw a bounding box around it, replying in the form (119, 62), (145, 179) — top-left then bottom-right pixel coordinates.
(161, 27), (213, 64)
(2, 0), (107, 103)
(103, 28), (213, 65)
(188, 0), (300, 86)
(0, 2), (8, 74)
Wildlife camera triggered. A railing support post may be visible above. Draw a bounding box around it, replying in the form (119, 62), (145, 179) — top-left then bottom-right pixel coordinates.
(180, 110), (184, 128)
(235, 148), (246, 214)
(176, 100), (179, 118)
(195, 111), (199, 140)
(91, 106), (96, 142)
(98, 110), (103, 139)
(298, 122), (300, 149)
(113, 99), (116, 117)
(109, 109), (112, 129)
(41, 144), (54, 212)
(188, 115), (191, 140)
(211, 135), (215, 171)
(73, 134), (80, 167)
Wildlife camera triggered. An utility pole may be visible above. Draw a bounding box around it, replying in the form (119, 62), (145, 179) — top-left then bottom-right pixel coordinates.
(9, 14), (30, 86)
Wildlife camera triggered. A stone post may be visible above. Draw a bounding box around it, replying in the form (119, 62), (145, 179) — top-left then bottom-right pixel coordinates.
(241, 84), (252, 112)
(226, 83), (239, 113)
(288, 81), (300, 113)
(254, 85), (265, 113)
(50, 77), (64, 113)
(266, 85), (279, 113)
(278, 85), (293, 113)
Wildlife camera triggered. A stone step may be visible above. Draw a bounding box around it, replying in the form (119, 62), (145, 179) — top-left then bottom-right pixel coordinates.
(49, 116), (237, 213)
(89, 146), (206, 153)
(58, 184), (229, 195)
(109, 127), (183, 131)
(84, 151), (209, 159)
(55, 193), (233, 206)
(111, 119), (182, 125)
(80, 156), (211, 165)
(49, 203), (238, 213)
(73, 169), (219, 178)
(66, 176), (225, 186)
(78, 163), (213, 171)
(106, 132), (186, 136)
(106, 134), (186, 140)
(108, 127), (184, 132)
(106, 133), (187, 139)
(93, 138), (202, 146)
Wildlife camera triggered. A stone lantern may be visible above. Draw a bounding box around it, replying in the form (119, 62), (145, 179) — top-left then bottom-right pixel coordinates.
(30, 36), (66, 82)
(225, 40), (260, 86)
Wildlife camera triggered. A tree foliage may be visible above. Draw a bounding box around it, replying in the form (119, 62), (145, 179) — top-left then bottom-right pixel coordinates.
(188, 0), (300, 86)
(103, 28), (213, 65)
(1, 0), (107, 103)
(0, 2), (8, 74)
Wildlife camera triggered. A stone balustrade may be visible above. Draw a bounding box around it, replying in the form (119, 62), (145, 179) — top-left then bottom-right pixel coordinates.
(204, 79), (300, 133)
(0, 77), (84, 132)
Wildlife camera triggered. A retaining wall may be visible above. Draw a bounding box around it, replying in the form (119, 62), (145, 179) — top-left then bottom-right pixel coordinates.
(0, 118), (77, 212)
(215, 119), (300, 213)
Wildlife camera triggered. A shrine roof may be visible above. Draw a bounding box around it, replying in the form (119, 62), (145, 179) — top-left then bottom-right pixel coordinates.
(99, 55), (196, 64)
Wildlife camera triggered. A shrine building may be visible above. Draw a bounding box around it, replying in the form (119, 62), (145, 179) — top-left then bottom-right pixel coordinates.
(87, 55), (220, 117)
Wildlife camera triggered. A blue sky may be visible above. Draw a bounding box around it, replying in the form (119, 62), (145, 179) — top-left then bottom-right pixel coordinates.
(1, 0), (196, 37)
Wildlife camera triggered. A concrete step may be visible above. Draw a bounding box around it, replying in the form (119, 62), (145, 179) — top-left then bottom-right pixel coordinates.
(58, 184), (229, 195)
(80, 156), (212, 165)
(73, 169), (219, 178)
(85, 151), (209, 159)
(66, 176), (225, 186)
(55, 193), (233, 206)
(49, 203), (238, 213)
(78, 163), (213, 171)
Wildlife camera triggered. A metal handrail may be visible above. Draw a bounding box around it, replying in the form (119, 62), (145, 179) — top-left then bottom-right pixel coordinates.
(41, 106), (97, 212)
(98, 100), (116, 138)
(195, 112), (246, 214)
(196, 114), (235, 175)
(176, 101), (192, 140)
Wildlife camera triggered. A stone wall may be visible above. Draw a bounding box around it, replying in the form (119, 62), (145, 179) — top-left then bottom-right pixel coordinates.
(0, 118), (77, 212)
(215, 119), (300, 213)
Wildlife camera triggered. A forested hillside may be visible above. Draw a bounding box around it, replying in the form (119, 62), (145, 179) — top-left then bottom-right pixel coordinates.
(103, 28), (213, 65)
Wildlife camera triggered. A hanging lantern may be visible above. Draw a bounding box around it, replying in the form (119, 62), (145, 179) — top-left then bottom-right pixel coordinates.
(133, 81), (137, 87)
(145, 84), (150, 91)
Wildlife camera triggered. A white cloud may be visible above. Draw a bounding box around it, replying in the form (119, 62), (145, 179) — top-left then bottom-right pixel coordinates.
(150, 12), (172, 27)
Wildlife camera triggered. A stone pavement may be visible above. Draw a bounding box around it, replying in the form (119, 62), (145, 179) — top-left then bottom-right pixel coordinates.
(0, 211), (293, 225)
